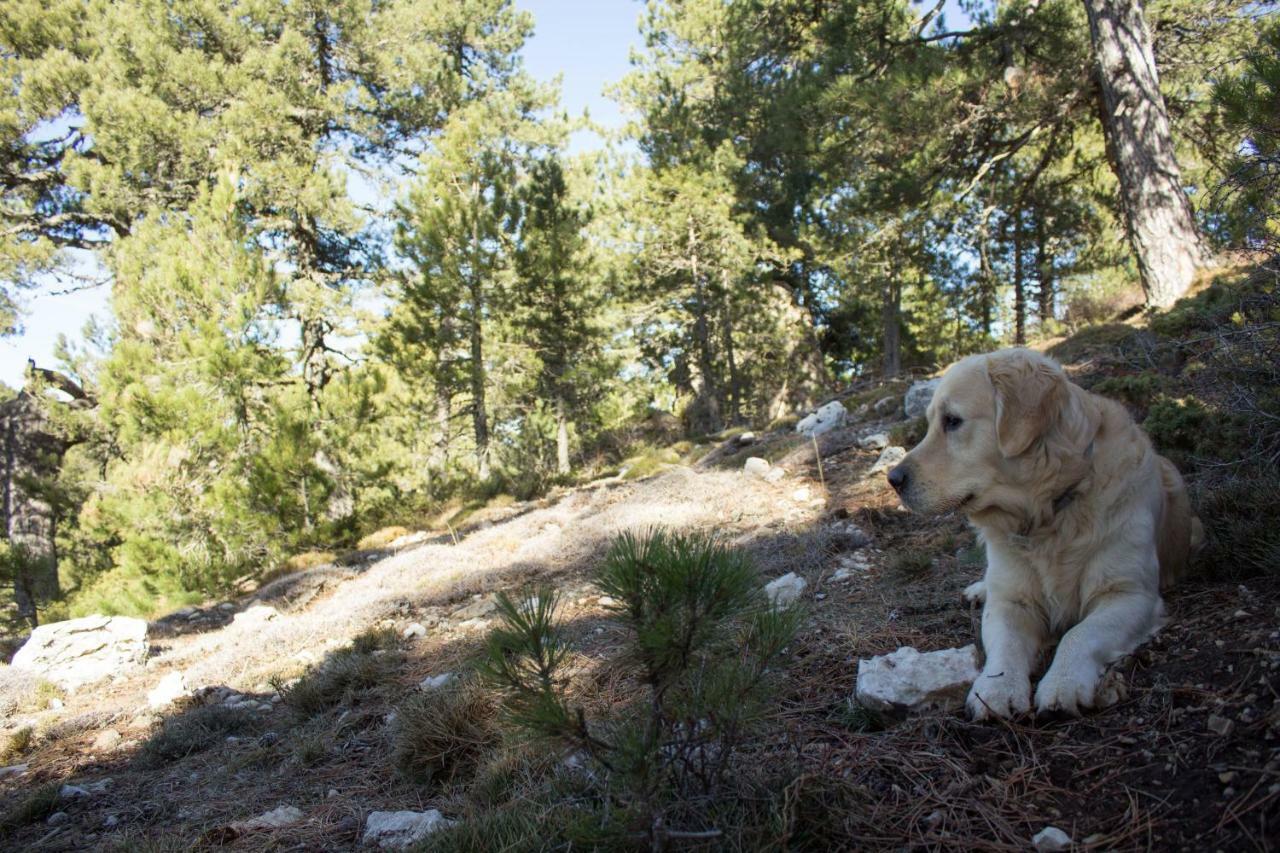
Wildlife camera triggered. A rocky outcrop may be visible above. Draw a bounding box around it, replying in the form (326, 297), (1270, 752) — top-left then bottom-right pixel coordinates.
(10, 615), (148, 690)
(904, 378), (941, 420)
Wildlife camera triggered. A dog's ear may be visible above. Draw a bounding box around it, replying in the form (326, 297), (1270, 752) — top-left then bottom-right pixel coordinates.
(986, 350), (1067, 457)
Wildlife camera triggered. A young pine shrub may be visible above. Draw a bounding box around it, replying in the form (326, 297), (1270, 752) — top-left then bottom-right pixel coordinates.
(479, 529), (799, 849)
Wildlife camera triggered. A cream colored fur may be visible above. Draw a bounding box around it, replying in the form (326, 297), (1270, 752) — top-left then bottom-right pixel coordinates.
(891, 348), (1198, 719)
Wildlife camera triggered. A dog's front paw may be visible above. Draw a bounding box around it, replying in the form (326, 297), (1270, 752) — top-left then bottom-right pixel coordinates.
(962, 581), (986, 605)
(966, 671), (1031, 720)
(1034, 660), (1111, 716)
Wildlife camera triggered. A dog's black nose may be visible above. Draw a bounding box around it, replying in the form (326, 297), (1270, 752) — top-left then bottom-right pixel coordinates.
(887, 465), (908, 493)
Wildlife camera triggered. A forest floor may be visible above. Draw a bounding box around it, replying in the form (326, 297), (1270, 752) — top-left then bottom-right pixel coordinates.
(1, 270), (1278, 851)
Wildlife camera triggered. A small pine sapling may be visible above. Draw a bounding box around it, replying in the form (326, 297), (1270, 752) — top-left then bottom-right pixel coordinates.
(480, 528), (799, 847)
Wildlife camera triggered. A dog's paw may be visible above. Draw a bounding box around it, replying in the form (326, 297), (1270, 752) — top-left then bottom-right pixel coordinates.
(962, 581), (987, 606)
(1034, 661), (1115, 716)
(966, 671), (1031, 720)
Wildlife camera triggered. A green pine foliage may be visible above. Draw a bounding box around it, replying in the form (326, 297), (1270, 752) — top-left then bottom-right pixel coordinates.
(479, 529), (798, 846)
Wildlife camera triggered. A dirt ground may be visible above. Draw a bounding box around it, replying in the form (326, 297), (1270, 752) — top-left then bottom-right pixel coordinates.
(0, 403), (1277, 851)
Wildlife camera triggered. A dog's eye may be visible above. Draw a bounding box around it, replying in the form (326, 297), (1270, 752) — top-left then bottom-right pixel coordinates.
(943, 414), (963, 432)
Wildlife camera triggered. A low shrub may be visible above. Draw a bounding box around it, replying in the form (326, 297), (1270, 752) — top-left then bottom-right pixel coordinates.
(393, 676), (500, 786)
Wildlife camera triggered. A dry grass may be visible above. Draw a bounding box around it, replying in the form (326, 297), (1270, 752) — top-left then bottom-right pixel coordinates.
(393, 677), (500, 786)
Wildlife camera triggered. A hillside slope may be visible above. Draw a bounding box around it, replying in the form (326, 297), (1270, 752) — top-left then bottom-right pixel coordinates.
(1, 269), (1278, 851)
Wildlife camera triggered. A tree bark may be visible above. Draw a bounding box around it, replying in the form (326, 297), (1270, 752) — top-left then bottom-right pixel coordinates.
(1, 367), (88, 628)
(1083, 0), (1210, 308)
(718, 268), (742, 425)
(554, 394), (570, 476)
(881, 266), (901, 379)
(1012, 206), (1027, 345)
(1035, 214), (1055, 323)
(469, 181), (490, 481)
(977, 205), (996, 337)
(688, 222), (722, 434)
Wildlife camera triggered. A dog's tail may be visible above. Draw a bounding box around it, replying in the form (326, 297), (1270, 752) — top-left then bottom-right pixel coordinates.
(1190, 516), (1206, 553)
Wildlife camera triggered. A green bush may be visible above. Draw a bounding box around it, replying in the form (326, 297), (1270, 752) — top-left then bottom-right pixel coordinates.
(479, 529), (798, 849)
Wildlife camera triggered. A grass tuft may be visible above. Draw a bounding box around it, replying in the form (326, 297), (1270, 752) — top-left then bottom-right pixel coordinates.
(143, 705), (262, 762)
(393, 676), (500, 786)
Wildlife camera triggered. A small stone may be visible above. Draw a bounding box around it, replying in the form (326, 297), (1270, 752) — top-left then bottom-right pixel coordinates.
(1207, 714), (1236, 736)
(219, 603), (235, 611)
(1234, 609), (1249, 619)
(868, 446), (907, 475)
(792, 486), (811, 502)
(743, 457), (772, 477)
(597, 595), (617, 607)
(402, 623), (427, 639)
(328, 788), (339, 798)
(59, 785), (90, 801)
(230, 805), (305, 833)
(815, 593), (827, 601)
(1032, 826), (1072, 852)
(764, 573), (807, 606)
(92, 729), (122, 752)
(736, 431), (756, 446)
(859, 432), (889, 450)
(103, 815), (119, 828)
(362, 810), (453, 849)
(147, 671), (189, 710)
(418, 673), (456, 691)
(47, 811), (69, 826)
(831, 568), (852, 582)
(796, 401), (848, 437)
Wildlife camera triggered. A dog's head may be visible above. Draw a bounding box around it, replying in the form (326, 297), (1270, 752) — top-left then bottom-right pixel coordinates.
(888, 348), (1092, 518)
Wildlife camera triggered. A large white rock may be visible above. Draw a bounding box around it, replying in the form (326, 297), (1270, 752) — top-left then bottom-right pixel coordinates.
(855, 645), (980, 713)
(743, 457), (772, 478)
(362, 810), (453, 849)
(795, 401), (847, 437)
(868, 445), (907, 475)
(904, 378), (942, 420)
(764, 572), (807, 606)
(10, 615), (148, 690)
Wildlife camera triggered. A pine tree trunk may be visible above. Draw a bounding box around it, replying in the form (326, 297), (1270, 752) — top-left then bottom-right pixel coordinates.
(468, 283), (490, 482)
(688, 223), (722, 433)
(2, 388), (69, 629)
(977, 207), (996, 337)
(718, 269), (742, 425)
(1036, 215), (1055, 323)
(1013, 206), (1027, 345)
(1083, 0), (1209, 308)
(300, 316), (331, 412)
(554, 394), (570, 476)
(433, 382), (451, 474)
(881, 269), (901, 379)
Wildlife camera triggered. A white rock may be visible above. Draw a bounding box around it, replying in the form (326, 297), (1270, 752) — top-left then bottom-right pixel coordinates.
(796, 401), (847, 437)
(736, 431), (756, 445)
(904, 378), (942, 420)
(1032, 826), (1073, 852)
(855, 645), (980, 713)
(859, 432), (889, 450)
(10, 615), (149, 690)
(387, 531), (429, 550)
(764, 573), (807, 606)
(402, 623), (427, 639)
(762, 467), (785, 483)
(0, 764), (28, 780)
(361, 810), (453, 849)
(831, 568), (852, 582)
(92, 728), (122, 752)
(147, 671), (188, 710)
(868, 446), (907, 475)
(59, 778), (110, 801)
(597, 595), (617, 607)
(232, 605), (279, 628)
(792, 486), (811, 502)
(231, 805), (305, 833)
(418, 673), (456, 691)
(743, 457), (772, 477)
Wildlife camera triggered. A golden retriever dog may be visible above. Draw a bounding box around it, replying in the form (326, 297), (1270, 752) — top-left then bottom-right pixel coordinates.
(887, 348), (1200, 719)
